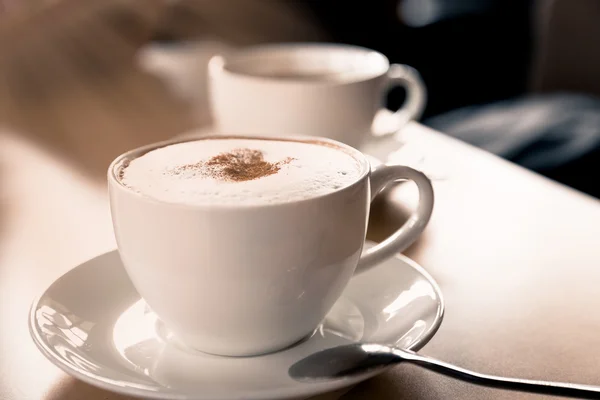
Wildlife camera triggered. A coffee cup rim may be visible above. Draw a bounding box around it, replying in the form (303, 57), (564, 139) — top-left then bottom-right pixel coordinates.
(108, 134), (371, 210)
(209, 42), (390, 86)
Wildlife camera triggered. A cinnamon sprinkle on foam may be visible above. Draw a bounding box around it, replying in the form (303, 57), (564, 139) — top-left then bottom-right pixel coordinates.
(168, 148), (294, 182)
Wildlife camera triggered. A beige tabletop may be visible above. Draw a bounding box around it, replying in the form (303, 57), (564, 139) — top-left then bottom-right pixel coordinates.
(2, 65), (600, 399)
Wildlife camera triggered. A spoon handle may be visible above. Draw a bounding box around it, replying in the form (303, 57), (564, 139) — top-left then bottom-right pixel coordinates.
(397, 349), (600, 399)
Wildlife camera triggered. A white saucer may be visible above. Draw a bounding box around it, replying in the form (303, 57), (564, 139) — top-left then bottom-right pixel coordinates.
(29, 241), (444, 400)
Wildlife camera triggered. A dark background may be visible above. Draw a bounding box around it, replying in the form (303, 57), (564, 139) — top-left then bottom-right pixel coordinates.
(301, 0), (533, 118)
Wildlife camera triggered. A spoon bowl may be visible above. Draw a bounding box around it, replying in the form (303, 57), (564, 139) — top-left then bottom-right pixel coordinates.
(289, 343), (398, 381)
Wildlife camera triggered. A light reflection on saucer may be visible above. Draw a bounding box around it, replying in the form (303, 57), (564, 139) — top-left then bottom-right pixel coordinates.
(383, 280), (437, 321)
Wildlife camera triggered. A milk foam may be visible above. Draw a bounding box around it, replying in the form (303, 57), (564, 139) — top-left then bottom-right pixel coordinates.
(120, 138), (363, 205)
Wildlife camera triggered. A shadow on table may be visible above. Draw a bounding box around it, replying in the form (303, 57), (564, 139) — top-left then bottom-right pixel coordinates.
(45, 376), (353, 400)
(0, 145), (6, 247)
(367, 191), (428, 259)
(45, 377), (136, 400)
(340, 370), (435, 400)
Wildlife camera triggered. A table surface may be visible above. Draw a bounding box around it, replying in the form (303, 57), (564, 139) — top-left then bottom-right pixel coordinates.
(2, 66), (600, 400)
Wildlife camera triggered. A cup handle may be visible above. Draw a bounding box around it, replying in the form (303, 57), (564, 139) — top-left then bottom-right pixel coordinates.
(372, 64), (427, 137)
(356, 164), (434, 273)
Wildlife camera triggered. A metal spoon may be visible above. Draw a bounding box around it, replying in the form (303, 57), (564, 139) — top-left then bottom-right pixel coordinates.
(289, 343), (600, 399)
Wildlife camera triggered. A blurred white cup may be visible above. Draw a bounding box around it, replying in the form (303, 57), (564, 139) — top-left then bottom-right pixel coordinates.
(208, 43), (427, 149)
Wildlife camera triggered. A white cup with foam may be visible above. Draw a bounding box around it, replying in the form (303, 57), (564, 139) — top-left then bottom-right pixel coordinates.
(108, 135), (434, 356)
(208, 43), (426, 149)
